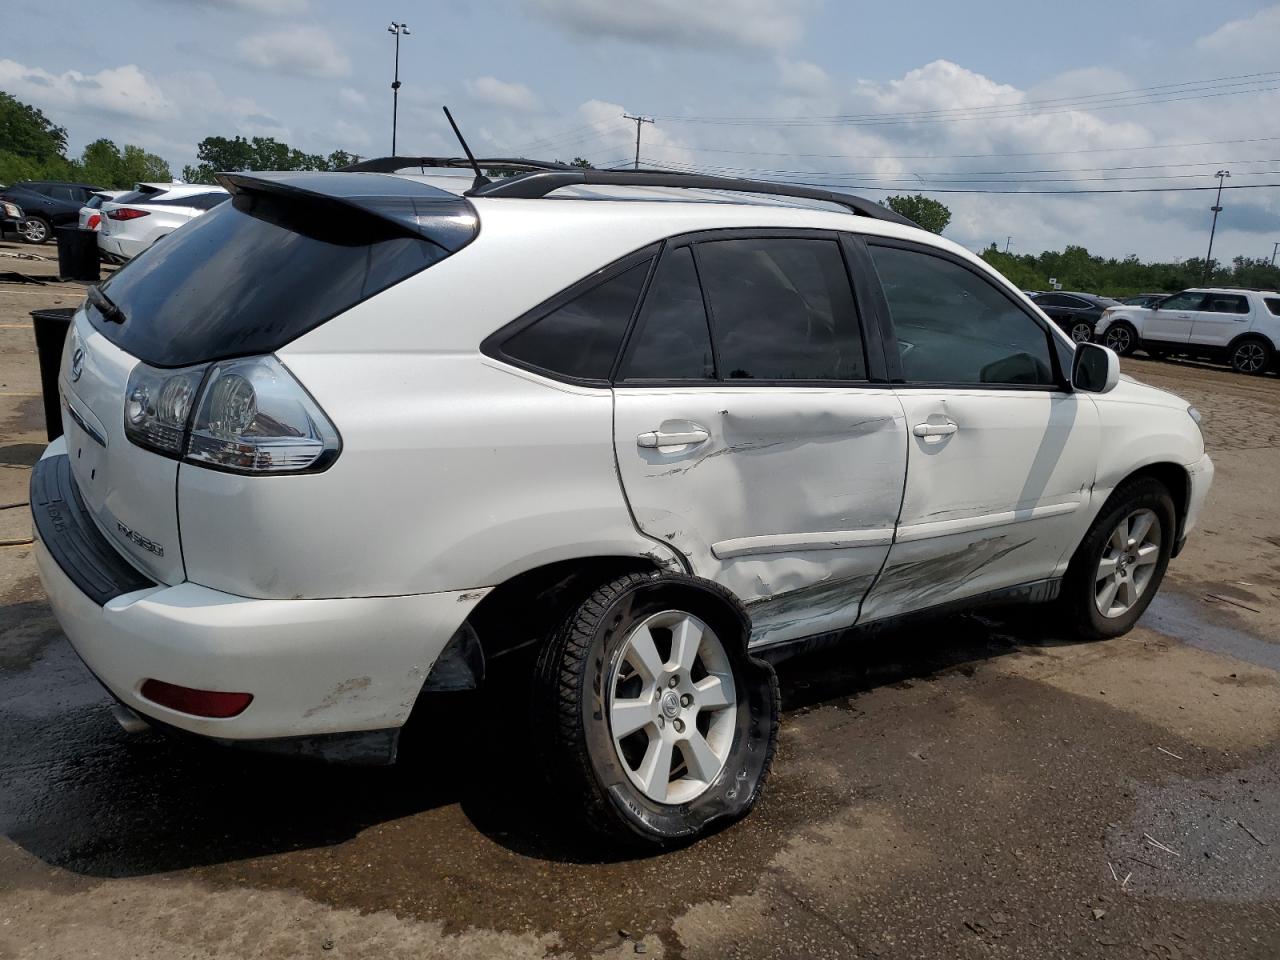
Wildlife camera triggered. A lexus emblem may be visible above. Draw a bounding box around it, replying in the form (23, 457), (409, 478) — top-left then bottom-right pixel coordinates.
(70, 346), (85, 382)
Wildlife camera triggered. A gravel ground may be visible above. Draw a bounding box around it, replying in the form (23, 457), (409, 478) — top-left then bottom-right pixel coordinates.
(1, 240), (1278, 959)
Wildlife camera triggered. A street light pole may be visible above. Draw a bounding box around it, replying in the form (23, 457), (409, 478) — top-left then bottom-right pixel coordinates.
(388, 22), (410, 155)
(623, 113), (654, 170)
(1271, 240), (1279, 267)
(1203, 169), (1230, 282)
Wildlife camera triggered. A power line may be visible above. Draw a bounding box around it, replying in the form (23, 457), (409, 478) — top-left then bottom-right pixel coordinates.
(655, 135), (1280, 162)
(641, 156), (1280, 182)
(650, 71), (1280, 126)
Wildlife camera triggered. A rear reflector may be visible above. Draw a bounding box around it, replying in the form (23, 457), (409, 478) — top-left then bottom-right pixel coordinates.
(140, 678), (253, 718)
(108, 208), (150, 221)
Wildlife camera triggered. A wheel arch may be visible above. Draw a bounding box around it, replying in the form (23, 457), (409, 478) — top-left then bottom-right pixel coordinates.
(1108, 461), (1190, 553)
(1227, 330), (1277, 354)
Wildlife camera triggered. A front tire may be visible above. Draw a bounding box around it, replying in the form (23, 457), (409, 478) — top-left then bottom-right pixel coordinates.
(1103, 322), (1138, 356)
(535, 572), (779, 845)
(18, 215), (51, 244)
(1230, 337), (1272, 376)
(1060, 477), (1176, 641)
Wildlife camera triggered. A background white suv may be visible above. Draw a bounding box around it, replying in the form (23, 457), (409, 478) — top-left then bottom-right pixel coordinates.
(1095, 287), (1280, 375)
(32, 163), (1213, 845)
(97, 182), (229, 261)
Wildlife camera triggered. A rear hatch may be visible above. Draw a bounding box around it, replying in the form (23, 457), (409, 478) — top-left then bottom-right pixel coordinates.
(65, 171), (478, 585)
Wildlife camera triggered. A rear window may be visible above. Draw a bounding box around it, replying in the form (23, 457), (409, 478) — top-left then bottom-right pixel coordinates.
(92, 189), (467, 367)
(1267, 298), (1280, 317)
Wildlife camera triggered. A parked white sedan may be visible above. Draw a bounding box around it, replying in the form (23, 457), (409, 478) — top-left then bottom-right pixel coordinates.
(97, 183), (229, 261)
(34, 165), (1213, 846)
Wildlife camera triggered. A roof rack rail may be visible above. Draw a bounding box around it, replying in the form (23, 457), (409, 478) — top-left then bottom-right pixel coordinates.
(337, 156), (575, 174)
(463, 169), (916, 228)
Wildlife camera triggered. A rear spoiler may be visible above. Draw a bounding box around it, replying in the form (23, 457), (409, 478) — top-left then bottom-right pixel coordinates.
(214, 171), (477, 252)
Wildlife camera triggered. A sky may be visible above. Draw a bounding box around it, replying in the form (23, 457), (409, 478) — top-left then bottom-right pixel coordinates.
(3, 0), (1280, 263)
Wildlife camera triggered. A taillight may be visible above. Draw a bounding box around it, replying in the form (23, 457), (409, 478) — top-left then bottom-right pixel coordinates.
(123, 355), (340, 474)
(140, 679), (253, 718)
(87, 214), (101, 229)
(108, 208), (149, 221)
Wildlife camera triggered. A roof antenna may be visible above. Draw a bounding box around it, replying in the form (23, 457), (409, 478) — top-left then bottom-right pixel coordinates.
(443, 106), (491, 190)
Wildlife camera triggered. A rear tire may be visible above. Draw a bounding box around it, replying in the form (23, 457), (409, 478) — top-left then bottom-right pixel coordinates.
(1069, 321), (1094, 344)
(534, 572), (779, 846)
(1230, 337), (1272, 376)
(1103, 322), (1138, 356)
(18, 215), (51, 244)
(1060, 477), (1176, 641)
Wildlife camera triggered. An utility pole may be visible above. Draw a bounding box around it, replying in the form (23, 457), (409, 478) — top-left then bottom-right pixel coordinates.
(623, 113), (654, 171)
(1271, 241), (1279, 267)
(388, 22), (410, 155)
(1004, 236), (1012, 254)
(1203, 169), (1230, 282)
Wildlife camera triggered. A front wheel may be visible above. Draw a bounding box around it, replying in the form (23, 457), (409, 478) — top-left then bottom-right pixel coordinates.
(535, 572), (778, 845)
(18, 215), (51, 244)
(1103, 322), (1138, 356)
(1230, 338), (1272, 376)
(1060, 477), (1176, 641)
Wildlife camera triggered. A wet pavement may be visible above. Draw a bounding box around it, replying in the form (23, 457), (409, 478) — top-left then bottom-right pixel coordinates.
(2, 246), (1279, 958)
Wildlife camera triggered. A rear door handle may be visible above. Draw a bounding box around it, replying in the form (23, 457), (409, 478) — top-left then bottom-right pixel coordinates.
(637, 427), (710, 449)
(913, 421), (957, 438)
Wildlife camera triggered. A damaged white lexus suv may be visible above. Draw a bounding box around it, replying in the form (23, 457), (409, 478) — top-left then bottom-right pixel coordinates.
(32, 161), (1213, 845)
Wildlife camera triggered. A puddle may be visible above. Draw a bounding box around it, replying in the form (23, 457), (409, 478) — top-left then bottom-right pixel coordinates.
(1142, 591), (1280, 672)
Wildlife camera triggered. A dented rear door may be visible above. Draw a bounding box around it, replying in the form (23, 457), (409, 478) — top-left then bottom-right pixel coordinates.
(611, 232), (908, 649)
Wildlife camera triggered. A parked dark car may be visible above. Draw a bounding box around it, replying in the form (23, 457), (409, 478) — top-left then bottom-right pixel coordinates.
(1031, 291), (1120, 343)
(1122, 293), (1168, 309)
(0, 181), (107, 244)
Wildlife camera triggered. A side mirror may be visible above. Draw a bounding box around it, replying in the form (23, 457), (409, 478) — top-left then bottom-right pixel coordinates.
(1072, 342), (1120, 394)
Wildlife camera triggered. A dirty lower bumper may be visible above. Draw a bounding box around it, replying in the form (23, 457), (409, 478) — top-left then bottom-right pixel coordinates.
(31, 441), (488, 743)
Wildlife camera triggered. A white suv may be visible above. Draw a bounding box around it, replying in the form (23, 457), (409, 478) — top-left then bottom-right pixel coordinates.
(32, 162), (1213, 845)
(97, 182), (229, 261)
(1095, 287), (1280, 375)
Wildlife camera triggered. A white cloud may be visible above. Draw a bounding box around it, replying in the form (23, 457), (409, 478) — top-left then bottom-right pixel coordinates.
(338, 87), (367, 109)
(0, 60), (171, 120)
(1197, 5), (1280, 59)
(464, 76), (542, 111)
(236, 25), (351, 78)
(525, 0), (816, 52)
(776, 58), (831, 98)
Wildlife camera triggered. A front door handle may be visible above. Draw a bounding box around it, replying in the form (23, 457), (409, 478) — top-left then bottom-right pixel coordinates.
(913, 421), (957, 438)
(637, 426), (710, 449)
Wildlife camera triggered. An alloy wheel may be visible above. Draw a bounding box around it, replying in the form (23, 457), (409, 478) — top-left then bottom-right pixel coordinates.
(1233, 342), (1267, 374)
(19, 218), (47, 243)
(1094, 508), (1161, 618)
(608, 610), (737, 805)
(1070, 322), (1093, 343)
(1104, 327), (1132, 353)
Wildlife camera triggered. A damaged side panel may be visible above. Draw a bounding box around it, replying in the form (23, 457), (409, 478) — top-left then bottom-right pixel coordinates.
(612, 388), (909, 646)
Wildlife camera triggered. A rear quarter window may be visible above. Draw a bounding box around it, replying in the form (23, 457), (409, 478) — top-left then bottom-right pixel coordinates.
(1266, 298), (1280, 317)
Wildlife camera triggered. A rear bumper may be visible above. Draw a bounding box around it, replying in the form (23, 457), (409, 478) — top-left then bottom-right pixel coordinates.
(96, 232), (142, 260)
(32, 443), (486, 745)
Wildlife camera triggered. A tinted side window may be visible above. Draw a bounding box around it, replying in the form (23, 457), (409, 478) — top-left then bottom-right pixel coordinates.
(620, 247), (714, 381)
(869, 244), (1055, 386)
(502, 260), (650, 381)
(696, 238), (866, 380)
(1034, 294), (1067, 307)
(1266, 298), (1280, 317)
(1203, 294), (1249, 314)
(1160, 292), (1206, 311)
(51, 186), (77, 202)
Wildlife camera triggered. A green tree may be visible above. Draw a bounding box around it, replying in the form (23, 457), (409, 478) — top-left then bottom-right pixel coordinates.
(883, 194), (951, 234)
(77, 138), (170, 188)
(0, 91), (67, 160)
(182, 135), (350, 183)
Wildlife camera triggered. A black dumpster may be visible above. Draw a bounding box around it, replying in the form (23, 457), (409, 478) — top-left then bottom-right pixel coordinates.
(31, 307), (75, 441)
(54, 226), (101, 282)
